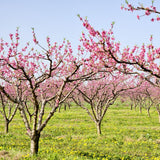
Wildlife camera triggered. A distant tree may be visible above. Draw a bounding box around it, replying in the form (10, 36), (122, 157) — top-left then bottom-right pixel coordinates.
(0, 89), (19, 133)
(72, 73), (141, 135)
(123, 80), (160, 121)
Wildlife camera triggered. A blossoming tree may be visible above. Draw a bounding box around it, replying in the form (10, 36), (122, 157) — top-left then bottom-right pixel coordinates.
(0, 85), (19, 133)
(0, 28), (100, 155)
(71, 72), (141, 135)
(78, 3), (160, 86)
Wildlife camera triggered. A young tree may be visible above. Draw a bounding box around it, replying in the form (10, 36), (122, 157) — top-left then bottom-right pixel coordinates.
(0, 29), (98, 155)
(124, 81), (153, 115)
(72, 73), (141, 135)
(0, 90), (19, 133)
(123, 80), (160, 121)
(144, 84), (160, 122)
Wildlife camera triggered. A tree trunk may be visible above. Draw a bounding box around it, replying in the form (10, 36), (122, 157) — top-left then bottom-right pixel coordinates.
(147, 108), (150, 117)
(139, 105), (142, 114)
(5, 120), (9, 134)
(30, 133), (40, 155)
(68, 103), (71, 109)
(96, 121), (102, 135)
(158, 111), (160, 123)
(64, 104), (66, 111)
(134, 104), (137, 111)
(58, 106), (61, 112)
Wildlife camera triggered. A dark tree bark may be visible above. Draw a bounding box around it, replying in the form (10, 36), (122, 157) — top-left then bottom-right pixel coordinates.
(5, 119), (9, 134)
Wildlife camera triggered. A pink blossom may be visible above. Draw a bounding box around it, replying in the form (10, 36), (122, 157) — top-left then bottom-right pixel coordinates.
(15, 43), (19, 47)
(157, 17), (160, 21)
(8, 48), (12, 54)
(121, 6), (124, 10)
(0, 45), (4, 52)
(152, 6), (157, 12)
(16, 37), (20, 40)
(150, 35), (153, 42)
(9, 34), (13, 40)
(33, 38), (38, 44)
(55, 99), (59, 108)
(15, 33), (18, 37)
(46, 37), (50, 43)
(37, 88), (41, 92)
(145, 10), (151, 16)
(102, 31), (106, 37)
(128, 4), (133, 12)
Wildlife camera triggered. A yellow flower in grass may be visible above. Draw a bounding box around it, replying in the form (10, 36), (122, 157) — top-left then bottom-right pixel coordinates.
(154, 157), (160, 160)
(23, 154), (30, 158)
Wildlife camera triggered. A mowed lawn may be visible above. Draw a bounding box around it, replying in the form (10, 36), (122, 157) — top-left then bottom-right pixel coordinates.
(0, 101), (160, 160)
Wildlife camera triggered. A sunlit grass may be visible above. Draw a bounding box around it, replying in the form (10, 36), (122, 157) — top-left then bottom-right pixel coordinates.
(0, 101), (160, 159)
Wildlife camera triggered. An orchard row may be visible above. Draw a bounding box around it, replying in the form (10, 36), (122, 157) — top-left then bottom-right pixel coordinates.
(0, 0), (160, 155)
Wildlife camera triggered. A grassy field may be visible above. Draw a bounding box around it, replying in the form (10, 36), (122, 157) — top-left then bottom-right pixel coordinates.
(0, 101), (160, 160)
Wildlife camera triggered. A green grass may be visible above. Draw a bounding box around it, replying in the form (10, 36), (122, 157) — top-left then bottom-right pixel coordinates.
(0, 101), (160, 160)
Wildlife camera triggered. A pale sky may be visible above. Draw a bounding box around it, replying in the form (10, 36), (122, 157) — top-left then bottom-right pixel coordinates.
(0, 0), (159, 52)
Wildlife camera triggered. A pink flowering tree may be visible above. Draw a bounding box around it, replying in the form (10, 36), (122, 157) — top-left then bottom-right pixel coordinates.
(140, 83), (160, 122)
(76, 0), (160, 120)
(122, 79), (160, 121)
(78, 9), (160, 87)
(0, 84), (19, 133)
(123, 81), (153, 115)
(120, 88), (139, 111)
(71, 72), (141, 135)
(0, 28), (99, 155)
